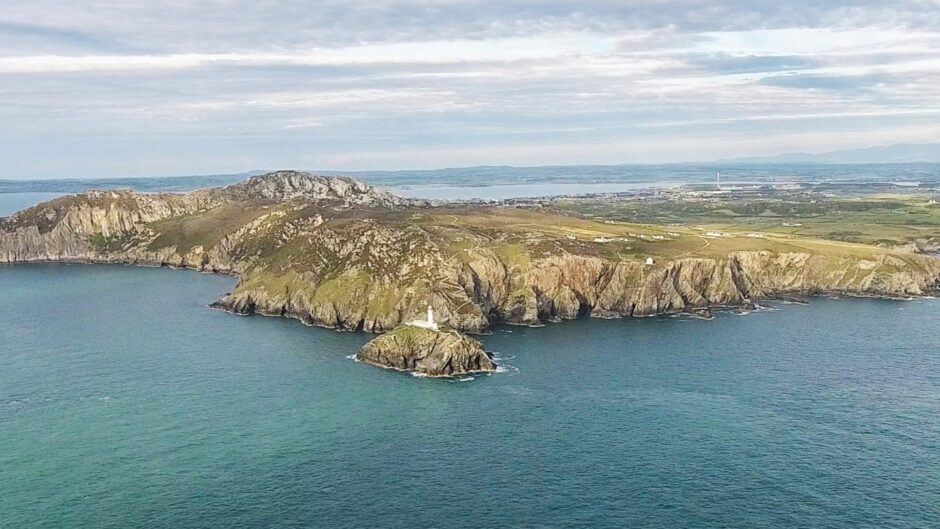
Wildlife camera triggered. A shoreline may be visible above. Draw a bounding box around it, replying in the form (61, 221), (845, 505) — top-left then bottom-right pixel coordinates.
(3, 172), (938, 337)
(3, 258), (937, 335)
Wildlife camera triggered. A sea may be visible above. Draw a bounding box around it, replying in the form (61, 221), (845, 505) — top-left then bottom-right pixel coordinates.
(1, 168), (940, 528)
(2, 264), (938, 528)
(2, 162), (939, 200)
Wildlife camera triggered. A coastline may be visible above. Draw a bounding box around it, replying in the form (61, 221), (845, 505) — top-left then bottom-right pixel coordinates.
(3, 172), (938, 336)
(4, 256), (937, 335)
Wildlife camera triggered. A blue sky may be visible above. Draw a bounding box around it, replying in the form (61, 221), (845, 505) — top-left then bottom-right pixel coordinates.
(2, 1), (940, 178)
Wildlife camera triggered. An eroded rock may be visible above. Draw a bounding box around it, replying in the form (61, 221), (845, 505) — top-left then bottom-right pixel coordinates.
(356, 326), (496, 377)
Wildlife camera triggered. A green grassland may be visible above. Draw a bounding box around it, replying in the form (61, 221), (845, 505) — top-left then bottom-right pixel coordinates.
(552, 187), (940, 252)
(147, 200), (277, 253)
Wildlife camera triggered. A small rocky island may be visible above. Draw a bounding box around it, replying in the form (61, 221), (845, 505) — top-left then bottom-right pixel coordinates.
(357, 305), (496, 377)
(357, 325), (496, 377)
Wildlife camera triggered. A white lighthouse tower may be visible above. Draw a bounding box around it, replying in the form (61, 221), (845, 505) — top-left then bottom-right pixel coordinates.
(716, 171), (722, 191)
(410, 302), (439, 330)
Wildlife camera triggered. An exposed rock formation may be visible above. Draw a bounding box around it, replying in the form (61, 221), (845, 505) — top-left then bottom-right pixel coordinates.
(357, 325), (496, 376)
(225, 171), (421, 207)
(2, 171), (939, 335)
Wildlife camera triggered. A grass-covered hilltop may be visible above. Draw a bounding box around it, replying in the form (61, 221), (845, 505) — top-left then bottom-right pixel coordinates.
(2, 171), (940, 334)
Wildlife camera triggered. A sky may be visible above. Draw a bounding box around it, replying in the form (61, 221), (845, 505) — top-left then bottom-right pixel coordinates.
(2, 1), (940, 179)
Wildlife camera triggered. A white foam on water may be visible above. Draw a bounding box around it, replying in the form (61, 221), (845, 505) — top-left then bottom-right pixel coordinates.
(778, 298), (809, 305)
(488, 350), (521, 375)
(495, 363), (520, 375)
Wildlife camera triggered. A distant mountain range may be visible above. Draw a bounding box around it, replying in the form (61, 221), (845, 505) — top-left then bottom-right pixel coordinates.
(724, 143), (940, 164)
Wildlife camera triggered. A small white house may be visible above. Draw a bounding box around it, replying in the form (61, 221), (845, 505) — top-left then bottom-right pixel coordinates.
(645, 257), (655, 266)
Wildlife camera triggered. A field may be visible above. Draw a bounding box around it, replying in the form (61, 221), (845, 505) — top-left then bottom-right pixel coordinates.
(549, 184), (940, 257)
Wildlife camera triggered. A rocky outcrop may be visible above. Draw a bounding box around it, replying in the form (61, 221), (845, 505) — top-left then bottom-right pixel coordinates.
(356, 325), (496, 377)
(913, 236), (940, 255)
(223, 170), (424, 208)
(0, 189), (210, 263)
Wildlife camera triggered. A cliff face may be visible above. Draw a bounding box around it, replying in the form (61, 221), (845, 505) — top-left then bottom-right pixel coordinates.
(3, 171), (940, 334)
(216, 248), (940, 332)
(357, 326), (496, 377)
(0, 171), (420, 269)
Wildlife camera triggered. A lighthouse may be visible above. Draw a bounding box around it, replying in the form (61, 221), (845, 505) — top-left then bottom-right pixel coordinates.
(409, 302), (440, 330)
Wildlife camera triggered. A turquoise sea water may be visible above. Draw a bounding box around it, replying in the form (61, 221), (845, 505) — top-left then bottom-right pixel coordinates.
(2, 263), (939, 528)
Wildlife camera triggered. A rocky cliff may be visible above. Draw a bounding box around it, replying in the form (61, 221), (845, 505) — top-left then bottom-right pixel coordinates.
(213, 247), (940, 332)
(357, 325), (496, 377)
(3, 171), (939, 334)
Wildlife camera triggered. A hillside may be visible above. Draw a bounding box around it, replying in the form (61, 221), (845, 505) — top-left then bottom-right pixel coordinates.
(2, 171), (939, 332)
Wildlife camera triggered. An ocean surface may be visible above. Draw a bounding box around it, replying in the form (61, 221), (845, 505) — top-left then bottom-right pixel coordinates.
(2, 162), (939, 196)
(0, 193), (64, 216)
(2, 264), (939, 528)
(390, 181), (664, 200)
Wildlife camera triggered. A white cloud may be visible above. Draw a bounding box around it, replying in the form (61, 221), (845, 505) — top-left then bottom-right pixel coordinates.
(1, 2), (940, 177)
(0, 34), (617, 74)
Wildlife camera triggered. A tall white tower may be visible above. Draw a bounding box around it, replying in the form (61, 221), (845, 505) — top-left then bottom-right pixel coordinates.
(410, 302), (439, 330)
(716, 171), (722, 190)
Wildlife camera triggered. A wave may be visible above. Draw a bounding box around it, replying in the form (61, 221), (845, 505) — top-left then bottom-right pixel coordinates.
(494, 363), (520, 376)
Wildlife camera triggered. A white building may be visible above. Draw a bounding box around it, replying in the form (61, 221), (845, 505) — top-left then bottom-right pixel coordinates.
(409, 304), (439, 330)
(645, 257), (655, 266)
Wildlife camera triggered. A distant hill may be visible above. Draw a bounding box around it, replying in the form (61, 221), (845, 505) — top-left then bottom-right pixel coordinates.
(725, 143), (940, 164)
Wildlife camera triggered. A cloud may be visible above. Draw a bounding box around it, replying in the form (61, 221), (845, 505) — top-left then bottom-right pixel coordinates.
(0, 21), (133, 53)
(759, 72), (889, 91)
(687, 54), (817, 74)
(0, 34), (615, 74)
(1, 1), (940, 177)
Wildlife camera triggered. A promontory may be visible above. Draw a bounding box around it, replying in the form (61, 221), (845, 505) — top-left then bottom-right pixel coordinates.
(2, 171), (939, 341)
